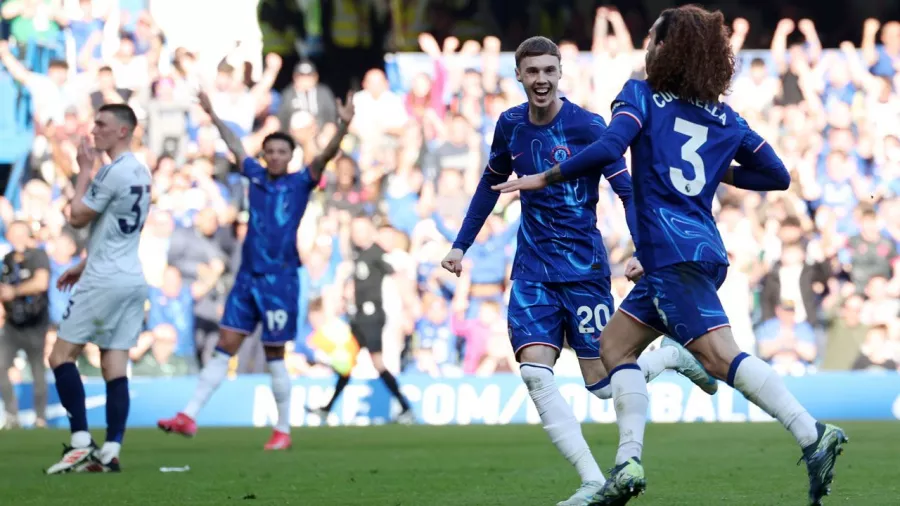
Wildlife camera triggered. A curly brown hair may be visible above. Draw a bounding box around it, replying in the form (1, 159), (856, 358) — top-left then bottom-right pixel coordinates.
(646, 5), (735, 103)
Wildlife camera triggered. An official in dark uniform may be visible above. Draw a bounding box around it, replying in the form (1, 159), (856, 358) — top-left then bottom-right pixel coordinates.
(309, 214), (415, 424)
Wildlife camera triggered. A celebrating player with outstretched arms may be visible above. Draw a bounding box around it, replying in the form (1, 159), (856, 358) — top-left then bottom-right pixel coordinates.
(157, 90), (354, 450)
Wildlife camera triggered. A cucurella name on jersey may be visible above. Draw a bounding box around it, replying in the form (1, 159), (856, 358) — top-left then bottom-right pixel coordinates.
(648, 91), (728, 125)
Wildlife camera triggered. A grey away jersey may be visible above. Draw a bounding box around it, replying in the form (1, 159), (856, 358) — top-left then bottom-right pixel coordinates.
(79, 152), (152, 289)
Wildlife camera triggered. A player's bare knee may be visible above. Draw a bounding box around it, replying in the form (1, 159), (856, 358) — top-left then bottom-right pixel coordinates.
(599, 311), (655, 371)
(370, 351), (385, 372)
(687, 327), (741, 381)
(264, 345), (285, 361)
(579, 358), (608, 386)
(48, 339), (81, 368)
(216, 328), (246, 355)
(100, 349), (129, 381)
(517, 344), (557, 367)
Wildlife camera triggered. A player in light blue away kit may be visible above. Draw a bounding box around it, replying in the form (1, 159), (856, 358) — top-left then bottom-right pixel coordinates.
(495, 7), (847, 506)
(441, 36), (717, 506)
(46, 104), (151, 474)
(157, 90), (355, 450)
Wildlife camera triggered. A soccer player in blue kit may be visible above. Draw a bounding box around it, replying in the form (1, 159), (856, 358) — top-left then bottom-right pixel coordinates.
(441, 36), (717, 506)
(495, 6), (847, 505)
(158, 90), (355, 450)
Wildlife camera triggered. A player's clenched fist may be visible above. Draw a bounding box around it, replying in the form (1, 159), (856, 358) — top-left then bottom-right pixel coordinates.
(624, 256), (644, 282)
(441, 248), (465, 277)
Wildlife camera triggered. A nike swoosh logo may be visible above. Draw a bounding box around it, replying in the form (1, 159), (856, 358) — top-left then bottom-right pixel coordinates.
(511, 152), (524, 160)
(12, 394), (111, 427)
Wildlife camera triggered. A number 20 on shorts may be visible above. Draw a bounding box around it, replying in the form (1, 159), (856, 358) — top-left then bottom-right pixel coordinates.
(577, 304), (610, 334)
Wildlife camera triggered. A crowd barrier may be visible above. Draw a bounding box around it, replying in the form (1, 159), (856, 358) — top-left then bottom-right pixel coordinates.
(7, 372), (900, 428)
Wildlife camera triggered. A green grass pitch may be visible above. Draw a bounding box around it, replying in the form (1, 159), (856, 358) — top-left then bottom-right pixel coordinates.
(2, 422), (895, 505)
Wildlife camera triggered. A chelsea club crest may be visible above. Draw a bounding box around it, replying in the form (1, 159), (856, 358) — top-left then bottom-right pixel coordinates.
(551, 146), (571, 163)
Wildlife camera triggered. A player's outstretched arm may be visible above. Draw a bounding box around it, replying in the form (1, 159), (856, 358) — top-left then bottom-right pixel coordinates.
(492, 114), (641, 193)
(308, 91), (355, 183)
(555, 113), (641, 182)
(723, 131), (791, 192)
(198, 91), (248, 166)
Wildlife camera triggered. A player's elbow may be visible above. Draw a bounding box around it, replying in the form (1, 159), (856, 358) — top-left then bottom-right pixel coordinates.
(68, 209), (91, 229)
(772, 164), (791, 191)
(68, 201), (99, 229)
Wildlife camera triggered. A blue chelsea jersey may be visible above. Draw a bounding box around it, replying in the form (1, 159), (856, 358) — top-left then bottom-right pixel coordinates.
(489, 99), (630, 282)
(610, 79), (766, 272)
(240, 158), (316, 274)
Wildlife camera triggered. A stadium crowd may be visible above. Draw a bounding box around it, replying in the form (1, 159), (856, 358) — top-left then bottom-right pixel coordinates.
(0, 2), (899, 409)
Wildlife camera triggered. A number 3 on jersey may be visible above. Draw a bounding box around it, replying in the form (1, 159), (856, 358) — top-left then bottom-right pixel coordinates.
(119, 185), (151, 234)
(670, 118), (708, 196)
(577, 304), (611, 334)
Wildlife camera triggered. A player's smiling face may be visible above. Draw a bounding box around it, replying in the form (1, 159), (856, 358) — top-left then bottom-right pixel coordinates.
(262, 138), (293, 177)
(516, 54), (560, 109)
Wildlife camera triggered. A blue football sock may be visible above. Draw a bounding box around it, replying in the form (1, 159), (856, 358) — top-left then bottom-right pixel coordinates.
(105, 377), (130, 444)
(52, 363), (88, 434)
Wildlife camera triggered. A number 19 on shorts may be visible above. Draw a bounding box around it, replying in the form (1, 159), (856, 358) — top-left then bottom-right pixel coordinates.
(577, 304), (610, 334)
(266, 310), (288, 332)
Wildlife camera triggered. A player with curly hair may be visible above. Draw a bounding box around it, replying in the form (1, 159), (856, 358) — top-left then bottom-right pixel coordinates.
(494, 5), (848, 505)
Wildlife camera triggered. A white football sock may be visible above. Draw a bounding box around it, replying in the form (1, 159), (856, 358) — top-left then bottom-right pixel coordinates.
(183, 352), (230, 419)
(71, 430), (92, 449)
(521, 363), (605, 484)
(731, 354), (818, 448)
(637, 346), (679, 383)
(269, 359), (292, 434)
(588, 346), (679, 400)
(610, 365), (649, 465)
(99, 441), (121, 464)
(586, 378), (612, 399)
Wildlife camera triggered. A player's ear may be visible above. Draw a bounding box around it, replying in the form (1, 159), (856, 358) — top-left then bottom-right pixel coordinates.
(515, 66), (521, 83)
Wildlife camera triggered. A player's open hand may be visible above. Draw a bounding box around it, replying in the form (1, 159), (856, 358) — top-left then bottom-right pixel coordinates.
(492, 173), (548, 193)
(441, 248), (465, 277)
(624, 257), (644, 283)
(75, 137), (96, 172)
(57, 261), (86, 291)
(336, 90), (355, 124)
